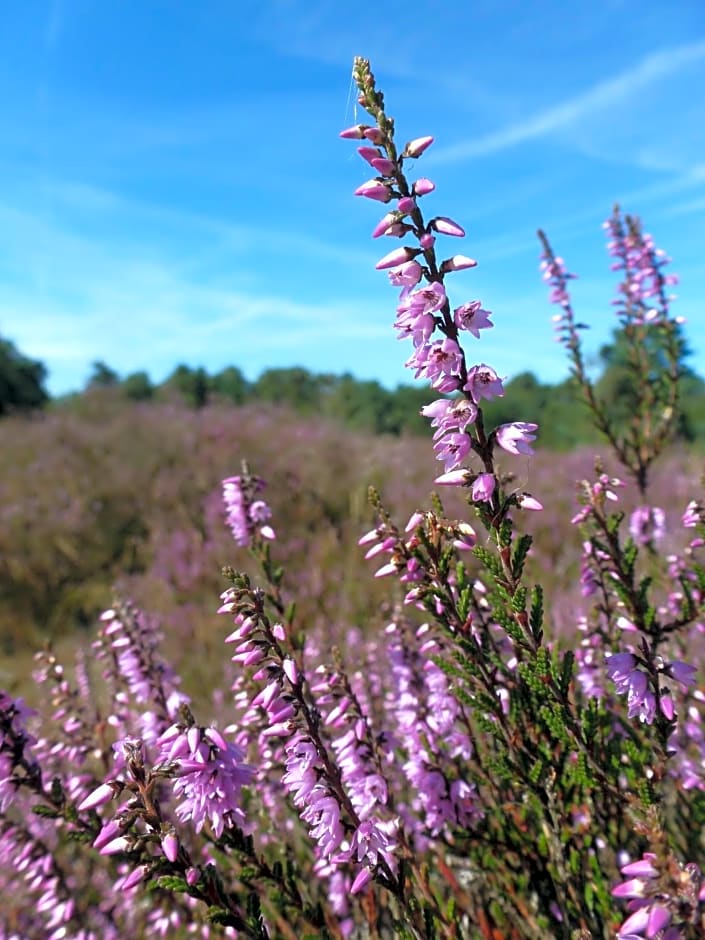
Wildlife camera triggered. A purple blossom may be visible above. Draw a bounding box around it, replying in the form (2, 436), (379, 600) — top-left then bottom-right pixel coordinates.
(454, 301), (493, 338)
(222, 473), (276, 546)
(156, 724), (253, 838)
(464, 364), (504, 402)
(606, 653), (656, 724)
(471, 473), (495, 502)
(629, 506), (666, 546)
(495, 422), (538, 456)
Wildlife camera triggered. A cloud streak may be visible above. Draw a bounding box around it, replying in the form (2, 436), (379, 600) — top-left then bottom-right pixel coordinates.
(433, 40), (705, 164)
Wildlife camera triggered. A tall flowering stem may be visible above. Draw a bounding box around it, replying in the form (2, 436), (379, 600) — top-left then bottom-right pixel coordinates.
(346, 57), (544, 656)
(539, 208), (684, 495)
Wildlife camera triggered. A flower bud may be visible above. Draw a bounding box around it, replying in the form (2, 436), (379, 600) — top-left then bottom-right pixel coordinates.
(371, 157), (397, 176)
(357, 146), (381, 165)
(397, 196), (416, 214)
(371, 212), (397, 238)
(440, 255), (478, 273)
(404, 135), (434, 157)
(339, 124), (367, 139)
(375, 246), (419, 270)
(354, 180), (392, 203)
(431, 216), (466, 237)
(413, 177), (435, 196)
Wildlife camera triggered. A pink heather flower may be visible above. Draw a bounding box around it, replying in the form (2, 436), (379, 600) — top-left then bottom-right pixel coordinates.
(351, 867), (373, 895)
(397, 196), (416, 213)
(120, 865), (148, 891)
(156, 724), (253, 838)
(354, 180), (392, 202)
(629, 506), (666, 546)
(371, 156), (396, 176)
(223, 475), (276, 546)
(445, 397), (478, 433)
(517, 494), (543, 511)
(420, 232), (435, 249)
(162, 831), (179, 862)
(464, 364), (504, 402)
(433, 432), (472, 472)
(611, 852), (688, 940)
(435, 469), (471, 486)
(683, 500), (701, 527)
(472, 473), (495, 502)
(376, 246), (419, 270)
(453, 522), (477, 550)
(339, 124), (368, 139)
(430, 216), (465, 238)
(371, 212), (398, 238)
(413, 177), (435, 196)
(400, 281), (447, 316)
(440, 255), (478, 273)
(388, 259), (423, 294)
(1, 692), (38, 812)
(404, 135), (434, 157)
(357, 146), (382, 165)
(78, 781), (116, 812)
(495, 422), (538, 456)
(410, 338), (463, 386)
(454, 301), (493, 336)
(606, 653), (656, 724)
(667, 660), (697, 688)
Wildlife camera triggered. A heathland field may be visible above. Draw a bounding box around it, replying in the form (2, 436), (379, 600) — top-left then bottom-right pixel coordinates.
(2, 394), (700, 706)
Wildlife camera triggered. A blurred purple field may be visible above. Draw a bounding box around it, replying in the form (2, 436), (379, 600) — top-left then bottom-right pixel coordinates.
(1, 392), (701, 707)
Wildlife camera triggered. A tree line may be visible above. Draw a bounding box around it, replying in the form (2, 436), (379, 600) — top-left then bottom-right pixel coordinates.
(4, 328), (705, 450)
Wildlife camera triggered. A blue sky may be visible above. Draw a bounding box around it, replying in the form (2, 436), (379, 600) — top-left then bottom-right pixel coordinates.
(1, 0), (704, 395)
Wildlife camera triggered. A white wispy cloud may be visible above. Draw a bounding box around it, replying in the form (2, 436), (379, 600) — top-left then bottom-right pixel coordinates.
(433, 40), (705, 164)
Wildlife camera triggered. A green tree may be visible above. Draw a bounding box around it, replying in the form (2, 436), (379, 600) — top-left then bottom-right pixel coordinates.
(595, 322), (691, 441)
(87, 360), (120, 389)
(0, 336), (49, 416)
(122, 371), (154, 402)
(162, 364), (210, 408)
(210, 366), (249, 405)
(252, 367), (325, 413)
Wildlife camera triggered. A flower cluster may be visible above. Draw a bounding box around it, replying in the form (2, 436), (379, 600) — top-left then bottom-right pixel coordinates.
(604, 208), (680, 325)
(343, 67), (538, 491)
(223, 470), (276, 547)
(613, 853), (704, 938)
(0, 692), (37, 812)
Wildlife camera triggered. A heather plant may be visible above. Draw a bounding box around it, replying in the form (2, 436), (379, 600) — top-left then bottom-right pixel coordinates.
(2, 57), (705, 940)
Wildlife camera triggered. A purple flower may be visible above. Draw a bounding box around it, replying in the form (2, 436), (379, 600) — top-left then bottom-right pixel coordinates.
(430, 216), (465, 238)
(453, 301), (493, 337)
(354, 179), (392, 202)
(433, 432), (472, 473)
(495, 422), (538, 456)
(471, 473), (495, 502)
(156, 724), (253, 838)
(683, 500), (701, 528)
(606, 653), (657, 724)
(629, 506), (666, 546)
(403, 135), (434, 157)
(223, 473), (276, 546)
(464, 364), (504, 402)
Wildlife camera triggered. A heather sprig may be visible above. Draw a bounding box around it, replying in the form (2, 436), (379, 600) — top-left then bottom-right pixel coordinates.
(539, 209), (685, 495)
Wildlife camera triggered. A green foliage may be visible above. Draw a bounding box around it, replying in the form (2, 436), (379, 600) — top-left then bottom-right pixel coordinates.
(0, 334), (48, 416)
(122, 370), (154, 401)
(210, 366), (248, 405)
(87, 360), (120, 388)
